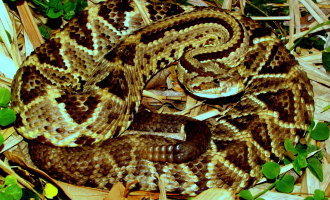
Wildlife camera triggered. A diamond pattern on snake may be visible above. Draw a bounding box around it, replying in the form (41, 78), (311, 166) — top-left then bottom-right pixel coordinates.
(11, 0), (314, 196)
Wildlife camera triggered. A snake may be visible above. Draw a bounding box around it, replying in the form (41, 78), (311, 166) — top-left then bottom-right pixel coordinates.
(11, 0), (314, 196)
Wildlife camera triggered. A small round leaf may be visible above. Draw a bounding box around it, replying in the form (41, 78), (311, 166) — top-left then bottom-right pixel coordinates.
(4, 185), (22, 200)
(311, 122), (329, 141)
(0, 88), (11, 107)
(239, 190), (253, 200)
(44, 183), (58, 199)
(0, 108), (16, 126)
(284, 138), (298, 155)
(262, 162), (280, 179)
(4, 175), (17, 187)
(276, 175), (294, 193)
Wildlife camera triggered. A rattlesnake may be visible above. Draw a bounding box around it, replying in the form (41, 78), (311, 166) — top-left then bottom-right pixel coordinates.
(11, 0), (314, 196)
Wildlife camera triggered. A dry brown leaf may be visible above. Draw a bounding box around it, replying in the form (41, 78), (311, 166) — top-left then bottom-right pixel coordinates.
(187, 0), (208, 6)
(104, 182), (125, 200)
(56, 181), (108, 200)
(145, 68), (170, 90)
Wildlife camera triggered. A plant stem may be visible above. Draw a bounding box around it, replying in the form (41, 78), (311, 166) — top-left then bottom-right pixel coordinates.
(253, 174), (286, 199)
(252, 181), (277, 199)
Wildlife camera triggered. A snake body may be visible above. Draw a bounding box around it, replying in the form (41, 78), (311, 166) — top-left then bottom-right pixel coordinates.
(11, 0), (314, 196)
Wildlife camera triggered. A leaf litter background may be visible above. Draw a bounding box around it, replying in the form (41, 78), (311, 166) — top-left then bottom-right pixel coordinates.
(0, 0), (330, 199)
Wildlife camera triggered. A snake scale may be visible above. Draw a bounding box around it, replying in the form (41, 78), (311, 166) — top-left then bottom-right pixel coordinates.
(11, 0), (314, 196)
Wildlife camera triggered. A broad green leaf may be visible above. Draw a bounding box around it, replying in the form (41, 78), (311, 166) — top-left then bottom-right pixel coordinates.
(63, 0), (77, 20)
(0, 88), (11, 107)
(262, 162), (280, 180)
(304, 197), (314, 200)
(4, 176), (17, 187)
(0, 108), (16, 126)
(276, 175), (294, 193)
(293, 155), (307, 175)
(314, 189), (325, 200)
(47, 0), (63, 18)
(4, 185), (22, 200)
(38, 25), (51, 39)
(296, 144), (308, 158)
(284, 138), (298, 155)
(308, 157), (323, 182)
(47, 8), (64, 18)
(307, 144), (320, 154)
(256, 198), (265, 200)
(322, 52), (330, 72)
(239, 190), (253, 200)
(311, 122), (329, 141)
(0, 191), (14, 200)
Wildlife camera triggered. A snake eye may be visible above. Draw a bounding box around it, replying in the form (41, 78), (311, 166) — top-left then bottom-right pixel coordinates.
(214, 79), (220, 85)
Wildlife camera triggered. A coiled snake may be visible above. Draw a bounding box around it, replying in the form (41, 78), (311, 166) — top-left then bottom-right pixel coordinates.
(11, 0), (314, 196)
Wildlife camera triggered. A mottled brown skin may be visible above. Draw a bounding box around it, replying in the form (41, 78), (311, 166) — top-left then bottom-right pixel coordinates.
(12, 0), (314, 196)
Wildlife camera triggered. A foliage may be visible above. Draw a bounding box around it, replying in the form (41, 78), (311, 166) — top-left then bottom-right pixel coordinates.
(240, 120), (329, 199)
(0, 88), (15, 126)
(304, 189), (329, 200)
(239, 162), (295, 200)
(28, 0), (88, 20)
(284, 120), (329, 182)
(0, 175), (22, 200)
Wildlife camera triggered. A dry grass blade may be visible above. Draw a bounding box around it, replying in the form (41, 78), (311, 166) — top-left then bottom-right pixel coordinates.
(297, 58), (330, 87)
(193, 188), (235, 200)
(133, 0), (152, 25)
(16, 0), (43, 48)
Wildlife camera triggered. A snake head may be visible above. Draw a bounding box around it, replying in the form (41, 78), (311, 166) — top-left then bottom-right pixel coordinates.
(178, 60), (244, 98)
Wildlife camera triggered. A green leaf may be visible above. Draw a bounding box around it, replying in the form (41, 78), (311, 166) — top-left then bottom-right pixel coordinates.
(21, 188), (40, 200)
(4, 176), (17, 187)
(47, 0), (64, 18)
(4, 185), (22, 200)
(296, 144), (308, 158)
(0, 108), (16, 126)
(308, 157), (323, 182)
(284, 138), (298, 155)
(0, 88), (11, 108)
(311, 122), (329, 141)
(239, 190), (253, 200)
(283, 157), (292, 165)
(276, 175), (294, 193)
(262, 162), (280, 180)
(76, 0), (87, 13)
(322, 52), (330, 72)
(293, 155), (307, 175)
(290, 20), (330, 52)
(256, 198), (265, 200)
(314, 189), (325, 200)
(0, 134), (4, 147)
(308, 120), (316, 133)
(38, 25), (51, 39)
(307, 144), (320, 154)
(304, 197), (314, 200)
(0, 192), (14, 200)
(63, 0), (77, 20)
